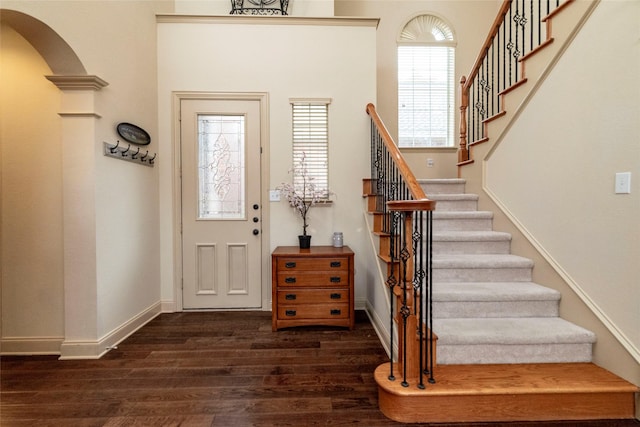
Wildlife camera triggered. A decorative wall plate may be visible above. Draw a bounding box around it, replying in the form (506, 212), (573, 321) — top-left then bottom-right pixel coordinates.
(116, 122), (151, 145)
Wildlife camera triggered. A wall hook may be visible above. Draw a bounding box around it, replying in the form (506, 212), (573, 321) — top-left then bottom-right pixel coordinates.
(103, 142), (155, 168)
(110, 140), (120, 154)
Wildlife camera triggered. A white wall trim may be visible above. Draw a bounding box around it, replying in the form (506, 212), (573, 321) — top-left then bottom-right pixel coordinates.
(157, 14), (379, 28)
(59, 301), (162, 360)
(1, 336), (64, 355)
(365, 300), (391, 358)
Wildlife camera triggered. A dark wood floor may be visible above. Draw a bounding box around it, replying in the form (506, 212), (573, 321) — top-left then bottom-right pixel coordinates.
(1, 311), (638, 427)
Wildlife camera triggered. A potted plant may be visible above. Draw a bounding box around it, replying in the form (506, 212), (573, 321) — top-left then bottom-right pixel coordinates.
(277, 153), (328, 249)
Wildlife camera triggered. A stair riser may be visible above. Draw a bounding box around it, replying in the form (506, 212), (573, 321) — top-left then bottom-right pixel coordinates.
(433, 268), (532, 282)
(434, 199), (478, 211)
(437, 343), (593, 365)
(420, 182), (466, 195)
(433, 218), (493, 232)
(433, 240), (510, 254)
(433, 301), (559, 319)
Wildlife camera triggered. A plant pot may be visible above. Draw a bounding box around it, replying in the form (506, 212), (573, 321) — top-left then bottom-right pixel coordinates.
(298, 235), (311, 249)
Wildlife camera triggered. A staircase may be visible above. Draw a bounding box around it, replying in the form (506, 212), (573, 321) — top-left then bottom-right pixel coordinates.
(368, 178), (638, 423)
(426, 178), (596, 365)
(365, 0), (638, 421)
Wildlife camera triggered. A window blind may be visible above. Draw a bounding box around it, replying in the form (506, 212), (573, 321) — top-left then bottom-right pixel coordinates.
(291, 100), (330, 199)
(398, 45), (455, 148)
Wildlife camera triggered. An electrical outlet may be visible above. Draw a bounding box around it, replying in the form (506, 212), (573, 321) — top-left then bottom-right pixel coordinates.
(427, 158), (434, 168)
(615, 172), (631, 194)
(269, 190), (281, 202)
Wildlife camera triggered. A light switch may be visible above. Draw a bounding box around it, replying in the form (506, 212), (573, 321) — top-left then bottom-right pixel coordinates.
(269, 190), (281, 202)
(615, 172), (631, 194)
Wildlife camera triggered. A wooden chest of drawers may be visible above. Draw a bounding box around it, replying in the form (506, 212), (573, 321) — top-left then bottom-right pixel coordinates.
(271, 246), (354, 331)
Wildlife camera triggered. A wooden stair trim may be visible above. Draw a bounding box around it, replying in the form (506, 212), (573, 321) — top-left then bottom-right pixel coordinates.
(376, 362), (639, 423)
(498, 78), (528, 97)
(542, 0), (575, 23)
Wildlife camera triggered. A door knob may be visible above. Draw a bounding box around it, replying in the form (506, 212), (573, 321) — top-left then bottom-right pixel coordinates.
(253, 204), (259, 210)
(253, 217), (259, 223)
(253, 229), (259, 235)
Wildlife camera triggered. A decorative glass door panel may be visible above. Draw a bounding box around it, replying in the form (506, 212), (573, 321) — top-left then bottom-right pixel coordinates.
(198, 115), (246, 220)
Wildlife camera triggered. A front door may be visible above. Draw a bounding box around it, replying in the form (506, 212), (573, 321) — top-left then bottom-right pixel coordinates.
(181, 98), (262, 309)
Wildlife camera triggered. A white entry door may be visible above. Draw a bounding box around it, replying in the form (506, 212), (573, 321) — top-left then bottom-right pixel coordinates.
(181, 98), (262, 309)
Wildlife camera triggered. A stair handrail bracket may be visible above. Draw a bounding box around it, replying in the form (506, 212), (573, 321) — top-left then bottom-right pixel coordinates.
(458, 0), (572, 165)
(367, 103), (437, 389)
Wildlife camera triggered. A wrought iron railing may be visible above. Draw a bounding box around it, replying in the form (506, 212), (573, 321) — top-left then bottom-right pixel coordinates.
(367, 103), (436, 388)
(230, 0), (289, 15)
(459, 0), (571, 164)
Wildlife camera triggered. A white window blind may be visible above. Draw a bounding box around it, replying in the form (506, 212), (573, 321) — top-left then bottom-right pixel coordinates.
(291, 100), (330, 199)
(398, 45), (455, 148)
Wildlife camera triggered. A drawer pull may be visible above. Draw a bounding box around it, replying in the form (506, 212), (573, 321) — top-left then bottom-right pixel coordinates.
(285, 310), (297, 317)
(330, 293), (342, 299)
(285, 262), (296, 268)
(330, 309), (342, 315)
(330, 261), (341, 268)
(284, 277), (296, 283)
(330, 277), (341, 283)
(285, 294), (297, 300)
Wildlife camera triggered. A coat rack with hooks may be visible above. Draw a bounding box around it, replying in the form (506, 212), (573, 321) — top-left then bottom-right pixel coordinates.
(103, 141), (156, 167)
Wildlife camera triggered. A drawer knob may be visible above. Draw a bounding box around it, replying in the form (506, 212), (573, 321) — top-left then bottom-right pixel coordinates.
(330, 261), (341, 268)
(285, 262), (296, 268)
(330, 293), (342, 299)
(284, 277), (296, 283)
(285, 310), (297, 317)
(285, 294), (297, 300)
(330, 277), (341, 283)
(330, 309), (341, 315)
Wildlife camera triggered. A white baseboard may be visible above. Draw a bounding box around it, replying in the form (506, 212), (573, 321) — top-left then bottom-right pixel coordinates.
(59, 302), (162, 360)
(161, 299), (177, 313)
(1, 336), (63, 355)
(365, 301), (391, 358)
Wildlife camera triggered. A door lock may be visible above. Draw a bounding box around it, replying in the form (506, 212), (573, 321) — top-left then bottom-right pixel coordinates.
(253, 229), (259, 235)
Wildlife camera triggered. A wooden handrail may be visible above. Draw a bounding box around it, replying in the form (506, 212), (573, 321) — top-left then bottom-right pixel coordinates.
(462, 0), (512, 93)
(366, 103), (428, 201)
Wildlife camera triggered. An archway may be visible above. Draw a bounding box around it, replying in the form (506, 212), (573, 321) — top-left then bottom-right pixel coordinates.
(1, 9), (107, 358)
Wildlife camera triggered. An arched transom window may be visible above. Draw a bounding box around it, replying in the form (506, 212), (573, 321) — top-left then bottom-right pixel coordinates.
(398, 14), (456, 148)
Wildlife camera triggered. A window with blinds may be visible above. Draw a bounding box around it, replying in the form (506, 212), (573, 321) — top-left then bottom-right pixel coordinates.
(291, 99), (330, 199)
(397, 15), (456, 148)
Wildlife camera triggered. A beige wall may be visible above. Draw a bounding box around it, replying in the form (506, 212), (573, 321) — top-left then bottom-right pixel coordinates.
(157, 16), (378, 310)
(484, 0), (639, 396)
(0, 25), (65, 351)
(1, 1), (167, 357)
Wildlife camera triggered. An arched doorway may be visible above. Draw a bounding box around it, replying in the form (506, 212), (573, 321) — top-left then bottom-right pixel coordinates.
(1, 10), (107, 357)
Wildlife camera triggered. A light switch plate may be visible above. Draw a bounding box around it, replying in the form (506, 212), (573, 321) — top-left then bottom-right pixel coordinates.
(269, 190), (281, 202)
(615, 172), (631, 194)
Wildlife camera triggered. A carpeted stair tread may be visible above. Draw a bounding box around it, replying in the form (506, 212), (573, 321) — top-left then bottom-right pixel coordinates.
(433, 231), (512, 242)
(418, 178), (466, 195)
(433, 254), (534, 269)
(433, 282), (560, 302)
(434, 317), (597, 345)
(429, 194), (479, 201)
(433, 211), (493, 219)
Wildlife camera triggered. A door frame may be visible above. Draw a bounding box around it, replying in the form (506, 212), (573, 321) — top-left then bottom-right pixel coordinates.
(172, 92), (271, 311)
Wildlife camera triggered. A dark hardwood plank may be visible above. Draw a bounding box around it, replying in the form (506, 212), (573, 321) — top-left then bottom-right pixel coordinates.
(1, 311), (638, 427)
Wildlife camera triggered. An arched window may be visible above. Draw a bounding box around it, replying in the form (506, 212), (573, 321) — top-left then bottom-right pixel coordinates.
(398, 14), (456, 148)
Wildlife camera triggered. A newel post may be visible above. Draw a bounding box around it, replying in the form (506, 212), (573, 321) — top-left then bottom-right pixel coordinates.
(458, 75), (469, 165)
